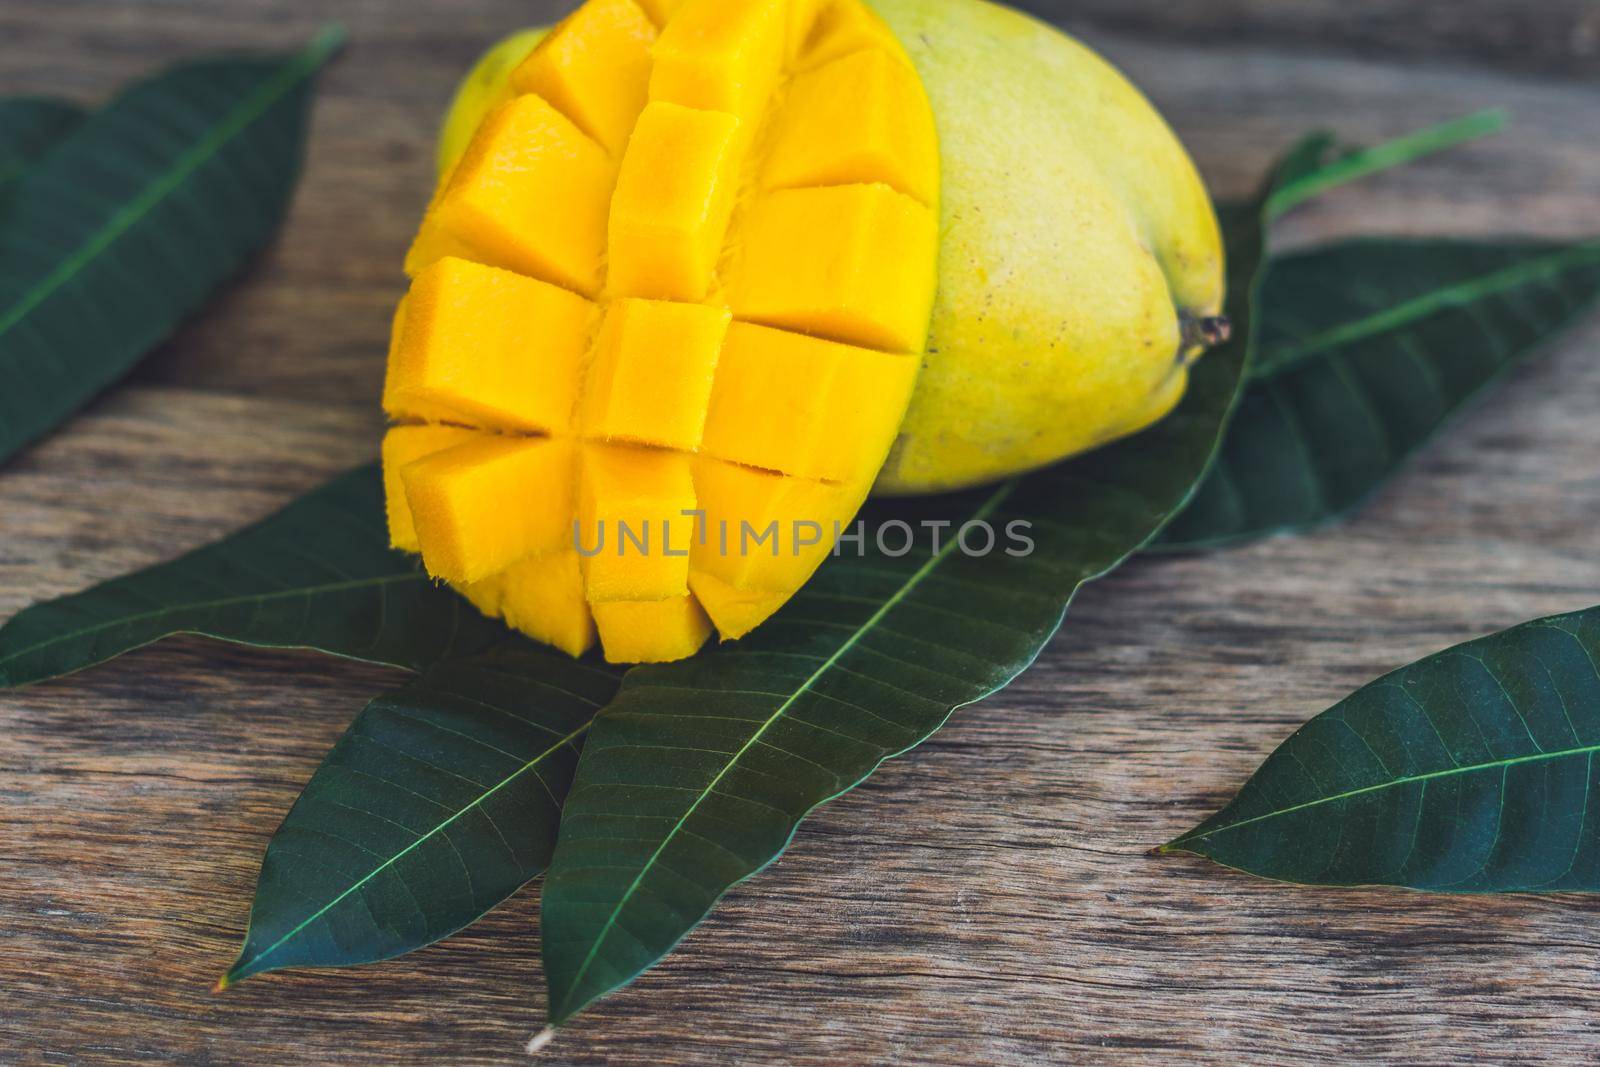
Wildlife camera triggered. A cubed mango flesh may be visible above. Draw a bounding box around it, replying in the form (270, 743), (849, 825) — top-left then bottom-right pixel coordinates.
(607, 102), (743, 301)
(401, 435), (576, 585)
(794, 0), (907, 71)
(729, 183), (938, 353)
(689, 455), (867, 595)
(701, 321), (918, 482)
(763, 49), (938, 207)
(578, 444), (697, 602)
(580, 298), (730, 449)
(591, 596), (713, 662)
(404, 94), (612, 296)
(385, 257), (597, 434)
(510, 0), (657, 156)
(382, 424), (479, 553)
(498, 551), (599, 657)
(385, 0), (939, 661)
(648, 0), (787, 126)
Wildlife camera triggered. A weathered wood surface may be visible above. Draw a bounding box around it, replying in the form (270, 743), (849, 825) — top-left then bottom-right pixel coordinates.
(2, 2), (1599, 1063)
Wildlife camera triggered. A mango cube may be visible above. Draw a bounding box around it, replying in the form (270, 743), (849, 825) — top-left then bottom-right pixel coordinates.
(580, 298), (730, 448)
(384, 258), (597, 434)
(591, 596), (713, 663)
(689, 455), (866, 596)
(633, 0), (686, 26)
(578, 445), (697, 602)
(608, 102), (743, 301)
(401, 436), (576, 584)
(499, 551), (598, 657)
(511, 0), (657, 156)
(701, 321), (917, 482)
(763, 49), (938, 207)
(795, 0), (906, 71)
(382, 424), (479, 553)
(457, 572), (509, 619)
(405, 94), (612, 296)
(648, 0), (787, 125)
(729, 184), (938, 353)
(687, 571), (790, 639)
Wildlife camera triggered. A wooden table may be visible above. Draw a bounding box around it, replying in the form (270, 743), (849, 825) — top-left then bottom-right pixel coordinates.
(3, 1), (1598, 1062)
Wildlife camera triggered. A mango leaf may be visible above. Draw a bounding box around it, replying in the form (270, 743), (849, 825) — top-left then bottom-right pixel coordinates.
(1160, 238), (1600, 550)
(1163, 605), (1600, 891)
(0, 27), (343, 466)
(0, 97), (85, 206)
(221, 643), (621, 987)
(0, 465), (508, 687)
(532, 138), (1322, 1033)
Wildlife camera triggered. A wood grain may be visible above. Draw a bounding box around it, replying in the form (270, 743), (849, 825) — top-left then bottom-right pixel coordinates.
(3, 2), (1600, 1063)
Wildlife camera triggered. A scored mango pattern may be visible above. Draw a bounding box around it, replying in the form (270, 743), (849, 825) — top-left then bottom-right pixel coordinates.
(382, 0), (939, 662)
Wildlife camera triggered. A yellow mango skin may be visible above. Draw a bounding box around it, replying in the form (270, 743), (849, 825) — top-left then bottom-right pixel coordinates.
(438, 0), (1225, 498)
(867, 0), (1225, 493)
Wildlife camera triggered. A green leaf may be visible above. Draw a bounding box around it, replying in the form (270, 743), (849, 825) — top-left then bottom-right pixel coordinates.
(1265, 109), (1508, 220)
(222, 643), (621, 987)
(1163, 605), (1600, 891)
(0, 97), (85, 206)
(1160, 238), (1600, 550)
(0, 465), (508, 687)
(534, 138), (1312, 1032)
(0, 27), (343, 466)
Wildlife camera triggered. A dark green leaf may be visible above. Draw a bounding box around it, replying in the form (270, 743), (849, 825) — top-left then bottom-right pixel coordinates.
(0, 27), (343, 466)
(0, 97), (86, 206)
(1163, 605), (1600, 891)
(0, 465), (508, 687)
(222, 643), (620, 986)
(1160, 238), (1600, 549)
(534, 139), (1311, 1032)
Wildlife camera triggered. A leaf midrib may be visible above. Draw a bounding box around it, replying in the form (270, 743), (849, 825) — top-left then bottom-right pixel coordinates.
(0, 30), (339, 341)
(224, 716), (592, 985)
(0, 570), (428, 673)
(1168, 739), (1600, 849)
(1261, 241), (1600, 373)
(554, 478), (1019, 1017)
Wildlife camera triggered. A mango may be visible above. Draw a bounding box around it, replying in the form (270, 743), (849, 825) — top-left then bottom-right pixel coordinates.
(405, 0), (1229, 660)
(390, 0), (941, 662)
(438, 0), (1227, 494)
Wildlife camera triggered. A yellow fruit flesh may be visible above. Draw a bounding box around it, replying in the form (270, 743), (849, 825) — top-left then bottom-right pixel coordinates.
(389, 0), (940, 662)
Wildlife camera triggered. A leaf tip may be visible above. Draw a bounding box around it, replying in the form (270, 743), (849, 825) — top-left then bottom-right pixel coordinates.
(213, 974), (233, 994)
(307, 23), (350, 64)
(525, 1028), (556, 1055)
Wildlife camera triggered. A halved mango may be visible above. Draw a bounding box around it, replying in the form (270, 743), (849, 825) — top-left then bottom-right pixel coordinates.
(384, 257), (597, 434)
(701, 321), (918, 482)
(729, 183), (938, 353)
(401, 435), (576, 584)
(510, 0), (657, 155)
(580, 298), (730, 449)
(385, 0), (940, 662)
